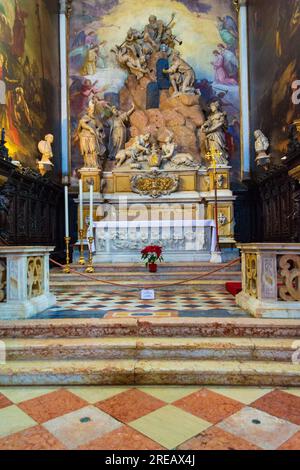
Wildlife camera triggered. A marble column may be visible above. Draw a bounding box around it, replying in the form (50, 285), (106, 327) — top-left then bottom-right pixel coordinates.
(59, 0), (72, 179)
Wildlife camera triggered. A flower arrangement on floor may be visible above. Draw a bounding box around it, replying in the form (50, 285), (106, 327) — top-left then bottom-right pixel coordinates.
(141, 245), (164, 272)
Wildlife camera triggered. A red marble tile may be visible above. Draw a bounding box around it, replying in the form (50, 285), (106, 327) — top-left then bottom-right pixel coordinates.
(0, 393), (12, 410)
(278, 431), (300, 450)
(178, 426), (261, 450)
(174, 389), (244, 424)
(95, 388), (165, 423)
(18, 389), (88, 424)
(0, 425), (66, 450)
(252, 390), (300, 425)
(78, 425), (165, 450)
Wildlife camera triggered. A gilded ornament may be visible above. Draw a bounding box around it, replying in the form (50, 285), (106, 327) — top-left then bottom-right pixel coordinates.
(131, 171), (179, 198)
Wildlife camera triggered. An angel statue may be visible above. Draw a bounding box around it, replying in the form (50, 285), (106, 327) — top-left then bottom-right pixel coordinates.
(201, 101), (229, 165)
(254, 129), (270, 167)
(74, 100), (106, 169)
(37, 134), (54, 176)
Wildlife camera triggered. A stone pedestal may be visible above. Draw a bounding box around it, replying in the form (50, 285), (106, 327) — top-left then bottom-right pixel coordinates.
(236, 243), (300, 318)
(0, 246), (56, 320)
(205, 165), (236, 245)
(78, 167), (102, 193)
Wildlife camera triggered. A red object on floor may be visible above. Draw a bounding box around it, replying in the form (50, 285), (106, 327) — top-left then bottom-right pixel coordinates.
(226, 282), (242, 297)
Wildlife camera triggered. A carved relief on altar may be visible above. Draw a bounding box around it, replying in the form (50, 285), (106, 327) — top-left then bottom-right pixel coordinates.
(261, 256), (277, 299)
(245, 253), (257, 298)
(278, 255), (300, 301)
(131, 171), (179, 198)
(27, 257), (44, 299)
(0, 258), (6, 302)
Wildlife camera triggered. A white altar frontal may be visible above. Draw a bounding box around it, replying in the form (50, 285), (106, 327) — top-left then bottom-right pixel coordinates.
(94, 219), (219, 263)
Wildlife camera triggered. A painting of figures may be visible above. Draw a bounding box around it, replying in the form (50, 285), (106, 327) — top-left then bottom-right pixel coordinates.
(69, 0), (241, 182)
(0, 0), (60, 168)
(248, 0), (300, 163)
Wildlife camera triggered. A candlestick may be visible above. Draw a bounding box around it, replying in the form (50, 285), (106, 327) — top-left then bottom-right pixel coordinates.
(89, 180), (94, 236)
(64, 185), (69, 238)
(63, 236), (71, 274)
(79, 179), (83, 231)
(78, 229), (85, 265)
(85, 236), (95, 273)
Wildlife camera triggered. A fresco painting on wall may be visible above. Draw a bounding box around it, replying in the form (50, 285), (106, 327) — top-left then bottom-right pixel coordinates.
(69, 0), (241, 183)
(0, 0), (60, 169)
(248, 0), (300, 163)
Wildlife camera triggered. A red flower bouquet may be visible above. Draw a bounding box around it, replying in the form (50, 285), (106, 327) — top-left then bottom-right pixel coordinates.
(141, 245), (163, 272)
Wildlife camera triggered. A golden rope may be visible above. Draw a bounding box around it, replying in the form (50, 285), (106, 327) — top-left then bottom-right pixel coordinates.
(50, 257), (240, 291)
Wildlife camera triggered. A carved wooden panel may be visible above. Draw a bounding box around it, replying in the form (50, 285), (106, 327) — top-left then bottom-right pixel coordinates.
(0, 159), (65, 251)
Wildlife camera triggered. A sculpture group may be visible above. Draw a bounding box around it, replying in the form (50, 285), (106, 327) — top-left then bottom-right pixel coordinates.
(75, 13), (230, 173)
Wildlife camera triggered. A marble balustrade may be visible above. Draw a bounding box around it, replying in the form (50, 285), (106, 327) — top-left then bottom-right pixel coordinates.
(0, 246), (56, 320)
(236, 243), (300, 318)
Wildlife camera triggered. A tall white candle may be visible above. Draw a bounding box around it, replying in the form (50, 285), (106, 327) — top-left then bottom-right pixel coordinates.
(89, 182), (93, 237)
(79, 179), (83, 231)
(64, 185), (69, 238)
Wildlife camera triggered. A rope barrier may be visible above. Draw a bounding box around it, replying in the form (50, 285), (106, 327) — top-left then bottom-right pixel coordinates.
(50, 256), (241, 291)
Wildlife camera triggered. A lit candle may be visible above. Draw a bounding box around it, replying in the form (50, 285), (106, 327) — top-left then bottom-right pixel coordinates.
(89, 182), (94, 237)
(79, 179), (83, 231)
(64, 185), (69, 238)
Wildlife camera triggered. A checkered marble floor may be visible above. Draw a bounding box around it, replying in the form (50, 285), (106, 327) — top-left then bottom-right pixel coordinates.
(0, 386), (299, 449)
(33, 288), (249, 319)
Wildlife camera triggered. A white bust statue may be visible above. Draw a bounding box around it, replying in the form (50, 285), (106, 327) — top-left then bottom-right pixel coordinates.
(254, 129), (270, 167)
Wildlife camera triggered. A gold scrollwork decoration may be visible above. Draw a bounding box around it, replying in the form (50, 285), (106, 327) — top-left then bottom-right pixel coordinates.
(27, 257), (44, 299)
(131, 172), (179, 198)
(279, 255), (300, 301)
(245, 253), (257, 297)
(233, 0), (240, 12)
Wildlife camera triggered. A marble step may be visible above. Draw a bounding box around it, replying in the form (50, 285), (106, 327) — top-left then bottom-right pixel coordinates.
(50, 279), (231, 291)
(2, 337), (298, 362)
(1, 318), (300, 338)
(56, 261), (241, 273)
(1, 359), (300, 386)
(50, 270), (241, 281)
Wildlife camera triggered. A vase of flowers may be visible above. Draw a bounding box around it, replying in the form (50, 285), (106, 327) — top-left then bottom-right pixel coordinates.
(141, 245), (163, 273)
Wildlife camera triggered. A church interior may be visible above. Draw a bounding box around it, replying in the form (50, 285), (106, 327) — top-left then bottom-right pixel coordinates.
(0, 0), (300, 452)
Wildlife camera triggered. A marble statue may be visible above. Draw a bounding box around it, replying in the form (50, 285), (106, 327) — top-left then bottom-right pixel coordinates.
(108, 104), (135, 160)
(144, 15), (165, 51)
(201, 101), (229, 165)
(75, 100), (106, 169)
(163, 51), (195, 95)
(37, 134), (54, 176)
(161, 134), (197, 169)
(161, 134), (177, 161)
(254, 129), (270, 167)
(144, 14), (180, 51)
(116, 133), (151, 168)
(112, 45), (149, 80)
